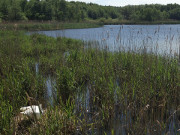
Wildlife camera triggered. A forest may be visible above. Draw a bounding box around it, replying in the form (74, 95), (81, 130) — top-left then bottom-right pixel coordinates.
(1, 0), (180, 23)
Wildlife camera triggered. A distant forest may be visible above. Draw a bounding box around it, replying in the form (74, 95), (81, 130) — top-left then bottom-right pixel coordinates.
(1, 0), (180, 22)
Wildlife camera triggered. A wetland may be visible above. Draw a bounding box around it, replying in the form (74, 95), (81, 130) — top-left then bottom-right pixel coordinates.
(0, 25), (180, 134)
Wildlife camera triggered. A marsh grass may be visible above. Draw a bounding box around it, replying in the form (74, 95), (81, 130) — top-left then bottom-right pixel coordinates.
(101, 19), (180, 25)
(0, 30), (179, 134)
(0, 22), (102, 31)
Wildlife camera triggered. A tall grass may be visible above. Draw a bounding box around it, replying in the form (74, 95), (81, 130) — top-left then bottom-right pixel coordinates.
(0, 22), (103, 31)
(0, 30), (179, 134)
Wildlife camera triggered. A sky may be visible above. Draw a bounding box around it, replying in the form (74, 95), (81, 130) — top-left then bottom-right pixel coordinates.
(66, 0), (180, 7)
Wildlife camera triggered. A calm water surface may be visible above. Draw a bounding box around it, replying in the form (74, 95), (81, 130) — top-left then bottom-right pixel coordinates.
(29, 25), (180, 55)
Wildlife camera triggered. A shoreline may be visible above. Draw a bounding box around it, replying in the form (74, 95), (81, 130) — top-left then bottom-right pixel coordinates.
(1, 20), (180, 31)
(102, 20), (180, 25)
(0, 21), (103, 31)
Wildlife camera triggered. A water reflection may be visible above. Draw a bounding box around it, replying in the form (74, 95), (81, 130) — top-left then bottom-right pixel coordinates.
(35, 62), (39, 74)
(35, 62), (56, 106)
(46, 75), (56, 106)
(75, 84), (90, 113)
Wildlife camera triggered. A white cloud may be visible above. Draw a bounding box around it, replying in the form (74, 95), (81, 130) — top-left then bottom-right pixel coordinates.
(66, 0), (180, 6)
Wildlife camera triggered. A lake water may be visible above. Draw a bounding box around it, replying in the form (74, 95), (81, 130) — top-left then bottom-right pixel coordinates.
(28, 25), (180, 56)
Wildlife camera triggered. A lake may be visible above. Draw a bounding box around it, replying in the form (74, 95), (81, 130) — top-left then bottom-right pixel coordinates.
(28, 25), (180, 56)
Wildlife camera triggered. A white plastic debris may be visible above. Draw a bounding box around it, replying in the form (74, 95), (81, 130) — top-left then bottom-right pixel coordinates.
(20, 104), (44, 119)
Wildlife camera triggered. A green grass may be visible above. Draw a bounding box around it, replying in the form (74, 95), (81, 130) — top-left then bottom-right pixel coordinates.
(1, 19), (180, 32)
(0, 30), (179, 135)
(0, 21), (103, 31)
(99, 18), (180, 25)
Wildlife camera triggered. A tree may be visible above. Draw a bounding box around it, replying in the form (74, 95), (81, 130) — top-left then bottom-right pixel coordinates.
(160, 11), (169, 20)
(109, 9), (118, 19)
(25, 0), (42, 20)
(0, 0), (180, 22)
(41, 1), (53, 20)
(0, 0), (9, 20)
(140, 7), (161, 21)
(67, 5), (75, 21)
(88, 9), (98, 19)
(170, 8), (180, 20)
(8, 0), (23, 20)
(0, 12), (3, 22)
(122, 6), (133, 20)
(130, 11), (140, 21)
(20, 0), (27, 12)
(58, 0), (67, 21)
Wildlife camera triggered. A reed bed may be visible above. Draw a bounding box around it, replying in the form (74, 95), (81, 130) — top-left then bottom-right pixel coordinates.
(0, 30), (179, 135)
(0, 22), (102, 31)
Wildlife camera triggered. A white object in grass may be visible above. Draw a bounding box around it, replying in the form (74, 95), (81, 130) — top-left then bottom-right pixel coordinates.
(20, 104), (43, 119)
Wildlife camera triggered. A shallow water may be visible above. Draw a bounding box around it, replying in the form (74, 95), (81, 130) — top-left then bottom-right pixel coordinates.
(35, 62), (56, 106)
(75, 85), (90, 113)
(28, 25), (180, 55)
(45, 75), (56, 106)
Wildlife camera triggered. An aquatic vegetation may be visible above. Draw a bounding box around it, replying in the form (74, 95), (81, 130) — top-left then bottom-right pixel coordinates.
(0, 30), (179, 134)
(0, 22), (102, 31)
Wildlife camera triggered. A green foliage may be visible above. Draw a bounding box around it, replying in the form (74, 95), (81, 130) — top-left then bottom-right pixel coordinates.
(130, 11), (140, 21)
(140, 7), (161, 21)
(8, 0), (24, 20)
(1, 0), (180, 22)
(0, 0), (9, 20)
(0, 22), (103, 31)
(170, 8), (180, 20)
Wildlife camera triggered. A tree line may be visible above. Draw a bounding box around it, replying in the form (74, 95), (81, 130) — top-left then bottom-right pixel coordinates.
(0, 0), (180, 22)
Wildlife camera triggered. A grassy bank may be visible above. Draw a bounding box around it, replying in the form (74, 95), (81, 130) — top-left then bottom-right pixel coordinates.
(0, 31), (179, 134)
(99, 18), (180, 25)
(0, 21), (103, 31)
(1, 20), (180, 32)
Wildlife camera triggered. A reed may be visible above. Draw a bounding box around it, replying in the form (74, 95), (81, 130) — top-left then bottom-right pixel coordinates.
(0, 30), (179, 134)
(0, 22), (102, 31)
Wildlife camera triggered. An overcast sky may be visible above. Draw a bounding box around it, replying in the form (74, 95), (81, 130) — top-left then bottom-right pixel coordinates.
(66, 0), (180, 7)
